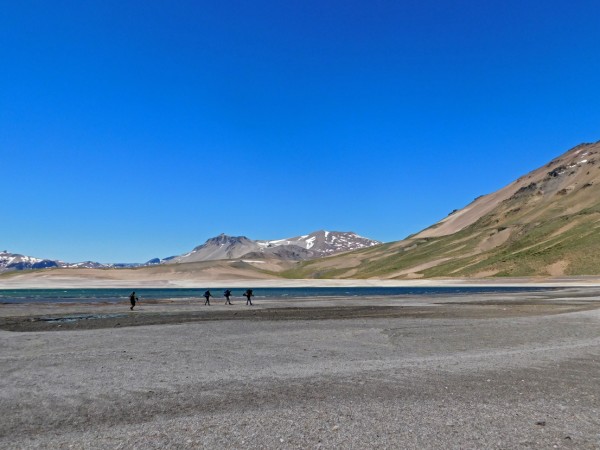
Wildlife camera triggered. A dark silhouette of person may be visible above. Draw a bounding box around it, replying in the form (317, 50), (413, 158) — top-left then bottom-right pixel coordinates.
(243, 289), (254, 306)
(129, 291), (138, 310)
(204, 290), (212, 306)
(224, 289), (232, 305)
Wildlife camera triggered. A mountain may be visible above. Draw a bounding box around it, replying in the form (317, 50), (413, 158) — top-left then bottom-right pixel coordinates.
(170, 235), (261, 263)
(168, 231), (381, 264)
(63, 261), (109, 269)
(0, 251), (163, 273)
(0, 251), (60, 272)
(259, 230), (381, 257)
(0, 231), (380, 274)
(283, 141), (600, 279)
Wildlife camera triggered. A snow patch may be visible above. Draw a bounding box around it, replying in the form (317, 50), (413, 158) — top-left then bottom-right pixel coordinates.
(266, 239), (292, 246)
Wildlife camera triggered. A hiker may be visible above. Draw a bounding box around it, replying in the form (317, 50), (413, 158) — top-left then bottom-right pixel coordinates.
(203, 290), (213, 306)
(224, 289), (232, 305)
(243, 289), (254, 306)
(129, 291), (139, 310)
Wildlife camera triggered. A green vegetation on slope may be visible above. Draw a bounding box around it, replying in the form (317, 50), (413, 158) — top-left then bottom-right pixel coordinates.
(282, 209), (600, 279)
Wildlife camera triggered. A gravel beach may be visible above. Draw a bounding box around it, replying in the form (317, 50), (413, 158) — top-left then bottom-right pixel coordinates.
(1, 288), (600, 449)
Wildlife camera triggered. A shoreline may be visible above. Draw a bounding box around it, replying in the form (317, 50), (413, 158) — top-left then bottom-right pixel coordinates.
(2, 287), (599, 331)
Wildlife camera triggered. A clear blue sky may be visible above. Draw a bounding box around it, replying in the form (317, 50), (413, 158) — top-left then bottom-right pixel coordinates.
(2, 1), (600, 263)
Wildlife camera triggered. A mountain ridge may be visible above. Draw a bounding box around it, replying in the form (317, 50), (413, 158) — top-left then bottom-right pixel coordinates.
(0, 230), (381, 273)
(283, 141), (600, 279)
(168, 230), (381, 263)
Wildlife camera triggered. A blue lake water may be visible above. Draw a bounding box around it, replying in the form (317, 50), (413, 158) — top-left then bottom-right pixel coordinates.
(0, 287), (559, 304)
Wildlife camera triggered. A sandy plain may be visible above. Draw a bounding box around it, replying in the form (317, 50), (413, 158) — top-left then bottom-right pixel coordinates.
(1, 287), (600, 449)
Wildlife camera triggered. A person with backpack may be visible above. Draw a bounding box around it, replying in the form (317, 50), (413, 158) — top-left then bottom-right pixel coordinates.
(129, 291), (139, 310)
(203, 290), (213, 306)
(224, 289), (232, 305)
(243, 289), (254, 306)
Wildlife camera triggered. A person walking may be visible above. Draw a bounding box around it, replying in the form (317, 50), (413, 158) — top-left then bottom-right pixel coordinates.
(243, 289), (254, 306)
(224, 289), (232, 305)
(129, 291), (139, 310)
(203, 290), (213, 306)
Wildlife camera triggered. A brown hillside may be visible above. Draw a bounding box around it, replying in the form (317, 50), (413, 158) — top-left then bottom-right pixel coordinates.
(283, 141), (600, 279)
(415, 142), (599, 238)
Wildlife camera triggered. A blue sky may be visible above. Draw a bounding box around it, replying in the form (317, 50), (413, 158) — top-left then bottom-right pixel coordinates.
(2, 1), (600, 263)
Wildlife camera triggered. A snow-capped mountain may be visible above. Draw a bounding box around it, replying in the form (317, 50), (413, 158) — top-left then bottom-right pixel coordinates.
(62, 261), (109, 269)
(169, 230), (381, 263)
(0, 251), (60, 272)
(259, 230), (381, 256)
(0, 251), (165, 273)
